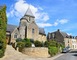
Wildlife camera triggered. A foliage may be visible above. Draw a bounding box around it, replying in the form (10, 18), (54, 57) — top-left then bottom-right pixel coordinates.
(34, 40), (42, 47)
(44, 40), (64, 56)
(48, 46), (58, 56)
(17, 42), (25, 48)
(0, 50), (4, 58)
(22, 38), (32, 47)
(48, 40), (57, 47)
(0, 5), (7, 58)
(44, 41), (49, 47)
(16, 38), (32, 48)
(16, 38), (22, 42)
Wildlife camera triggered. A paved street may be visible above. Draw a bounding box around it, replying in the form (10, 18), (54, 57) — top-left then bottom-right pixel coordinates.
(55, 50), (77, 60)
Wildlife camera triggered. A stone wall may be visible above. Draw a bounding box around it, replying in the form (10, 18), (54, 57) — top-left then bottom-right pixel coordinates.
(22, 47), (50, 57)
(27, 22), (39, 41)
(38, 34), (46, 42)
(11, 28), (20, 43)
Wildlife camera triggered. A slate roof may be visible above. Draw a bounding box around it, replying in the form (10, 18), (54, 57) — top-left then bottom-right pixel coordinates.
(7, 24), (17, 33)
(60, 32), (68, 38)
(39, 28), (46, 35)
(7, 24), (46, 35)
(24, 7), (35, 17)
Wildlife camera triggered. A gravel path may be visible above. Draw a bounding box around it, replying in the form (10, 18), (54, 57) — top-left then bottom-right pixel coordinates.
(0, 45), (63, 60)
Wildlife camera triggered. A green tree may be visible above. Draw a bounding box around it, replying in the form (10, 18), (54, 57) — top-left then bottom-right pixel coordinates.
(0, 5), (7, 58)
(34, 40), (42, 47)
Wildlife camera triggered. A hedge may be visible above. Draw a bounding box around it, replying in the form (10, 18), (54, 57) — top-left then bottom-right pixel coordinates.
(0, 5), (7, 58)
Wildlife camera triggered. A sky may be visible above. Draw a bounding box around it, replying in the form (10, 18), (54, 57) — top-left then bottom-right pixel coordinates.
(0, 0), (77, 36)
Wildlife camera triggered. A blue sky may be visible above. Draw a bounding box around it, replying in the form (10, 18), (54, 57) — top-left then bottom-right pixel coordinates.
(0, 0), (77, 36)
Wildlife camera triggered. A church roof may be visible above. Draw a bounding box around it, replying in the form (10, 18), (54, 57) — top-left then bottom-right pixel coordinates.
(24, 7), (35, 17)
(7, 24), (17, 33)
(39, 28), (46, 35)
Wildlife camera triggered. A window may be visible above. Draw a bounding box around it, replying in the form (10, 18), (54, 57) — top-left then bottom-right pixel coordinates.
(32, 28), (34, 33)
(14, 33), (17, 38)
(52, 33), (55, 38)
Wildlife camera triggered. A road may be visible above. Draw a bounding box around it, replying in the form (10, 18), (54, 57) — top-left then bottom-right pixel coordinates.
(55, 50), (77, 60)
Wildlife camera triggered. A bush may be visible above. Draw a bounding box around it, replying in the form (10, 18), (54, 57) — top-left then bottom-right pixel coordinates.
(44, 41), (49, 47)
(17, 42), (25, 52)
(0, 50), (4, 58)
(25, 42), (32, 47)
(16, 38), (22, 42)
(49, 40), (57, 47)
(0, 5), (7, 58)
(34, 40), (42, 47)
(17, 42), (25, 48)
(22, 38), (32, 47)
(48, 46), (58, 56)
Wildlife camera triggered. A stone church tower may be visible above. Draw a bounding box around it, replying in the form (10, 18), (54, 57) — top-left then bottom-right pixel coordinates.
(6, 7), (46, 43)
(19, 7), (39, 41)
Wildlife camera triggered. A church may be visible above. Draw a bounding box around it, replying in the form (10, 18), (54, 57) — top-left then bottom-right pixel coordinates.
(6, 7), (46, 44)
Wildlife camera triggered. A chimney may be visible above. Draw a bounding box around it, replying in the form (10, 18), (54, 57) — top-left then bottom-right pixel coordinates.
(57, 29), (60, 32)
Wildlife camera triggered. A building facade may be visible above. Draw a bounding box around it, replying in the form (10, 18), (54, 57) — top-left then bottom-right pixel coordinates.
(6, 7), (46, 44)
(47, 29), (77, 49)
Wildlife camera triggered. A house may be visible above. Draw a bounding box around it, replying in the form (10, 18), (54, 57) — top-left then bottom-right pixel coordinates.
(6, 7), (46, 44)
(47, 29), (68, 44)
(47, 29), (77, 49)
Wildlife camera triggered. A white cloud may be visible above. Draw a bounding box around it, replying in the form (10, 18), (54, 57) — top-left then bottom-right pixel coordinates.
(53, 22), (58, 26)
(7, 0), (49, 23)
(37, 23), (52, 27)
(67, 33), (72, 35)
(58, 19), (68, 24)
(42, 13), (49, 22)
(52, 19), (69, 26)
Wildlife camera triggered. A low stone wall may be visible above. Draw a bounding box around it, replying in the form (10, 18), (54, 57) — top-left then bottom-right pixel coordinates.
(22, 47), (50, 58)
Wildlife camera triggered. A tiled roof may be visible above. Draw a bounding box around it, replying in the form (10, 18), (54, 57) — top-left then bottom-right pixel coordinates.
(7, 24), (46, 35)
(7, 24), (17, 33)
(24, 7), (35, 17)
(39, 28), (46, 35)
(60, 32), (68, 38)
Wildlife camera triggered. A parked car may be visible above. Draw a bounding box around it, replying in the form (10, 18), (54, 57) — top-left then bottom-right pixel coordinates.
(62, 47), (70, 53)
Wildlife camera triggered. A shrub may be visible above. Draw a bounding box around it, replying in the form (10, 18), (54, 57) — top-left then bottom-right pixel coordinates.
(17, 42), (25, 52)
(49, 40), (57, 47)
(22, 38), (32, 47)
(44, 41), (49, 47)
(0, 5), (7, 58)
(17, 42), (25, 48)
(25, 42), (32, 47)
(48, 46), (58, 56)
(16, 38), (22, 42)
(34, 40), (42, 47)
(0, 50), (4, 58)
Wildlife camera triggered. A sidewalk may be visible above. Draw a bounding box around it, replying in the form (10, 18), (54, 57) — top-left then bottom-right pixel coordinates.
(51, 53), (64, 60)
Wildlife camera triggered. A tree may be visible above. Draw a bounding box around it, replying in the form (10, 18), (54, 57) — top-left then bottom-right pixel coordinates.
(0, 5), (7, 58)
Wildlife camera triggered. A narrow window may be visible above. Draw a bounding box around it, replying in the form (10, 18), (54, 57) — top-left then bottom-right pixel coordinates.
(14, 33), (17, 38)
(32, 28), (34, 34)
